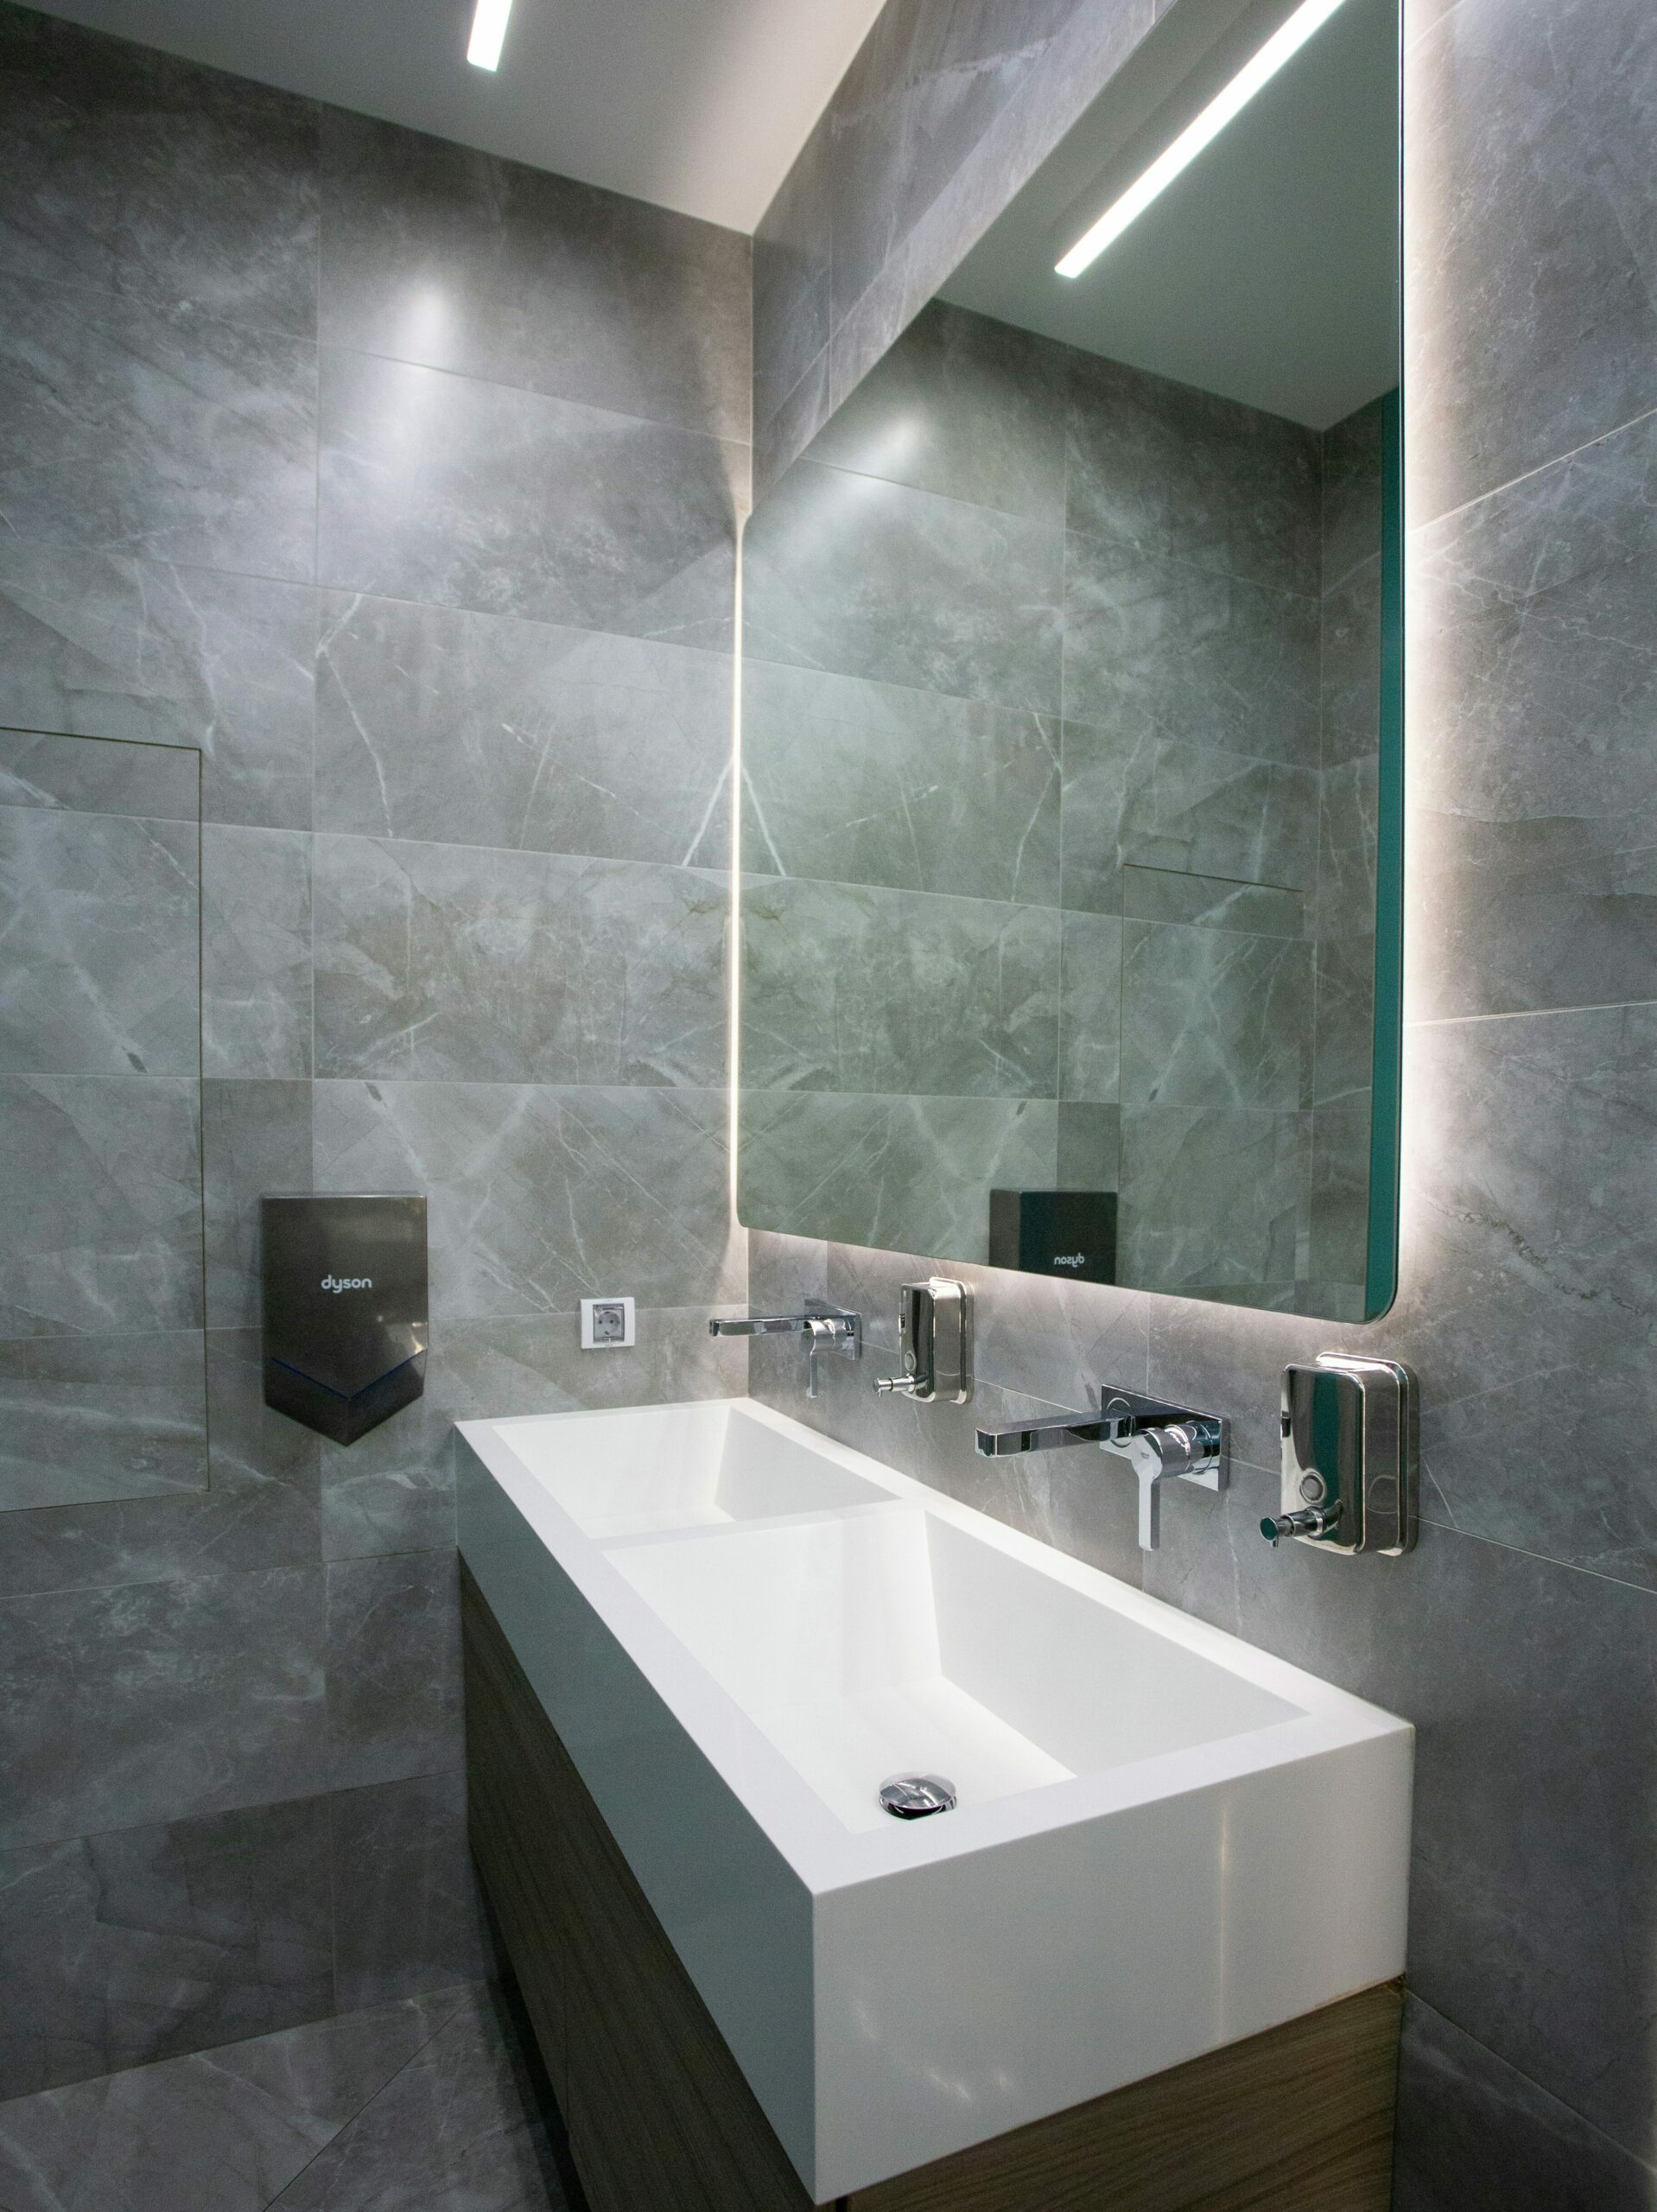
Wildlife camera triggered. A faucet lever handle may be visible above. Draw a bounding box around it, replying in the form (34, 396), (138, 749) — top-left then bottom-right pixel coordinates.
(1137, 1459), (1163, 1550)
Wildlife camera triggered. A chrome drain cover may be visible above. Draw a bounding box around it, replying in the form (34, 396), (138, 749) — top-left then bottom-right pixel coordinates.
(879, 1774), (958, 1819)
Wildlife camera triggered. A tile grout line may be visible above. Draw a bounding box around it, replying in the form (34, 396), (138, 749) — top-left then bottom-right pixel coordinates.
(1405, 1991), (1657, 2181)
(1413, 397), (1657, 534)
(251, 1985), (479, 2212)
(1406, 997), (1657, 1030)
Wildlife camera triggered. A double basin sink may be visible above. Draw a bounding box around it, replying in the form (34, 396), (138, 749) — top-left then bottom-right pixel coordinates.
(457, 1395), (1411, 2202)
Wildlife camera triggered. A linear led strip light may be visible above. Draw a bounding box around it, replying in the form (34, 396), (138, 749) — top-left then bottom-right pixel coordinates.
(467, 0), (514, 70)
(1057, 0), (1353, 278)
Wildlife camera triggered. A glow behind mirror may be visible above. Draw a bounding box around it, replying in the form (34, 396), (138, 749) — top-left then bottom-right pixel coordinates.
(467, 0), (514, 71)
(1056, 0), (1354, 278)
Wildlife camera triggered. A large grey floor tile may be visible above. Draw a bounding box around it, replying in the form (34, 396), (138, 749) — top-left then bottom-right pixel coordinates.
(1394, 1995), (1657, 2212)
(0, 1989), (468, 2212)
(268, 1983), (564, 2209)
(328, 1774), (490, 2013)
(0, 1796), (333, 2101)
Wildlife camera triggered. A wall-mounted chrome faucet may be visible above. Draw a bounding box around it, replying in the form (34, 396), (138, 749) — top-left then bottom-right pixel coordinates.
(708, 1299), (860, 1398)
(874, 1279), (972, 1404)
(975, 1386), (1227, 1551)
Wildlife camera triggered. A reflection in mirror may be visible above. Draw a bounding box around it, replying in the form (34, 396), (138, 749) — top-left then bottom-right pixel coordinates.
(740, 0), (1401, 1323)
(0, 728), (207, 1510)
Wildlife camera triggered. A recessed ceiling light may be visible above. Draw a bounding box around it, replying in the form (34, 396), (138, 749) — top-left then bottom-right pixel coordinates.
(1057, 0), (1353, 278)
(467, 0), (514, 71)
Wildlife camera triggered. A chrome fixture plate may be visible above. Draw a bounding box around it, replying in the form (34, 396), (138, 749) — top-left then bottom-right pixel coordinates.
(975, 1384), (1227, 1551)
(709, 1298), (861, 1398)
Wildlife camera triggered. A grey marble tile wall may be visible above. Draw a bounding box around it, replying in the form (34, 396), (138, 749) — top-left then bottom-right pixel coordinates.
(751, 0), (1163, 493)
(0, 0), (749, 2097)
(749, 0), (1657, 2199)
(0, 728), (209, 1511)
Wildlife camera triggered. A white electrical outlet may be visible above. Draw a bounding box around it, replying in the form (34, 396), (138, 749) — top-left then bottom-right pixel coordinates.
(580, 1296), (635, 1350)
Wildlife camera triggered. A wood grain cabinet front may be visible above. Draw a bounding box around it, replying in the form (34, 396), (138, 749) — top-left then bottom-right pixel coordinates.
(462, 1563), (1400, 2212)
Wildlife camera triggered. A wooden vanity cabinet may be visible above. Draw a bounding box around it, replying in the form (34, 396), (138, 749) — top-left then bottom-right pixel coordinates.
(462, 1564), (1400, 2212)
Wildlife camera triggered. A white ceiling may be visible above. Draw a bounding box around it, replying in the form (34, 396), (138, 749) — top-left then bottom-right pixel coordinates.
(22, 0), (886, 232)
(943, 0), (1400, 428)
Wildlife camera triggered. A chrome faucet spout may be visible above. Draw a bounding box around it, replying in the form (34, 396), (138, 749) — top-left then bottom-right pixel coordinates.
(708, 1300), (861, 1399)
(973, 1415), (1107, 1456)
(975, 1387), (1227, 1552)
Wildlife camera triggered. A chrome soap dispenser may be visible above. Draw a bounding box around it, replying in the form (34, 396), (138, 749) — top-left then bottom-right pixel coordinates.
(875, 1278), (973, 1404)
(1265, 1353), (1418, 1555)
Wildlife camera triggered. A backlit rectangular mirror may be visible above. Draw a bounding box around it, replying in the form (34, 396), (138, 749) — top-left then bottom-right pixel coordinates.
(740, 0), (1402, 1324)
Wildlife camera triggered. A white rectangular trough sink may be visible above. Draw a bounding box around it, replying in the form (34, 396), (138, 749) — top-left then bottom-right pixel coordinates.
(612, 1506), (1300, 1834)
(496, 1397), (895, 1539)
(458, 1396), (1411, 2202)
